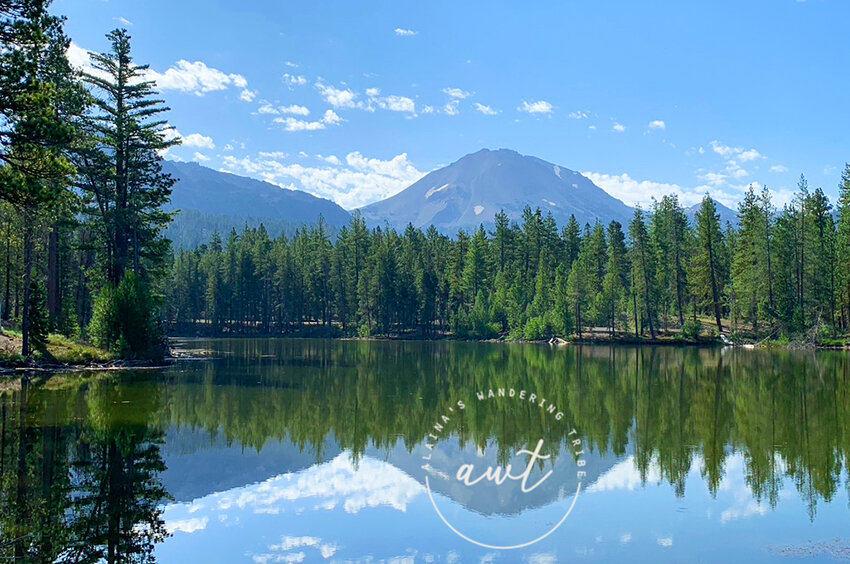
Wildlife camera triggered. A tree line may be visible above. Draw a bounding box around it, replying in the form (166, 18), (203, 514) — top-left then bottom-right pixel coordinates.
(0, 0), (177, 359)
(165, 171), (850, 343)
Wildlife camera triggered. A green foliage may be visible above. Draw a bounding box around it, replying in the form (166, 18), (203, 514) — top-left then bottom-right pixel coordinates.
(89, 272), (163, 359)
(523, 315), (550, 341)
(680, 319), (703, 342)
(89, 283), (119, 351)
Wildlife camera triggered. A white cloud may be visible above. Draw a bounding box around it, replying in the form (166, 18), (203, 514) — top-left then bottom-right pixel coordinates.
(585, 171), (778, 210)
(146, 60), (252, 98)
(280, 104), (310, 116)
(239, 89), (257, 102)
(274, 118), (321, 132)
(518, 100), (553, 115)
(283, 73), (307, 87)
(192, 152), (210, 162)
(224, 143), (234, 151)
(316, 83), (359, 109)
(699, 171), (728, 186)
(182, 133), (215, 149)
(710, 140), (764, 162)
(166, 517), (208, 534)
(443, 100), (460, 116)
(322, 109), (342, 125)
(585, 171), (732, 208)
(394, 28), (418, 36)
(612, 122), (626, 132)
(474, 103), (499, 115)
(526, 554), (557, 564)
(365, 87), (381, 97)
(770, 165), (788, 173)
(114, 16), (133, 26)
(443, 87), (471, 99)
(221, 151), (424, 209)
(378, 95), (416, 114)
(273, 109), (341, 132)
(738, 149), (764, 162)
(648, 120), (666, 130)
(568, 110), (589, 119)
(67, 42), (91, 70)
(657, 538), (673, 547)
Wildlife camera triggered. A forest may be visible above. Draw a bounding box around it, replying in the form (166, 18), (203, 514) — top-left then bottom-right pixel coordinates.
(3, 2), (850, 362)
(0, 0), (176, 360)
(164, 174), (850, 344)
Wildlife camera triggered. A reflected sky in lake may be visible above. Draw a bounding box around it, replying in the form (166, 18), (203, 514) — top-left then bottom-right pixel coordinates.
(2, 339), (850, 563)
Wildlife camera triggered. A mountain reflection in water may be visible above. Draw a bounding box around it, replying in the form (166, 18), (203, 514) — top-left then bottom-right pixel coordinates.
(0, 339), (848, 562)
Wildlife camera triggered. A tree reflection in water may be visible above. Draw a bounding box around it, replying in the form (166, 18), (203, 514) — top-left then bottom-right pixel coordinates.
(0, 341), (849, 561)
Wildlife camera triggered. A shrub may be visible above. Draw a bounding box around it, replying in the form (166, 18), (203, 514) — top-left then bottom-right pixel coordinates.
(89, 283), (120, 351)
(680, 320), (703, 342)
(523, 316), (550, 341)
(89, 272), (165, 360)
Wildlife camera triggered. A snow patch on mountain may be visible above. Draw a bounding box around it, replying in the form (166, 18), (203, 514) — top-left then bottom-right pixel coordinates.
(425, 183), (451, 199)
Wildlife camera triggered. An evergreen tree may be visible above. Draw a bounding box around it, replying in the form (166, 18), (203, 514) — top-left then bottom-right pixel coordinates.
(600, 221), (629, 336)
(27, 279), (48, 351)
(0, 0), (82, 355)
(628, 208), (658, 338)
(651, 195), (689, 327)
(76, 29), (176, 285)
(836, 164), (850, 330)
(691, 196), (727, 334)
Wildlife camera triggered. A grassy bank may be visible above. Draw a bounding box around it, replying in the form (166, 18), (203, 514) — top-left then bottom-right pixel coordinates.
(0, 330), (114, 368)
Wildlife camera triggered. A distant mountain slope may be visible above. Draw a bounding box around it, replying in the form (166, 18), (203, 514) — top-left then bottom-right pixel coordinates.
(686, 199), (739, 228)
(162, 160), (350, 248)
(359, 148), (634, 232)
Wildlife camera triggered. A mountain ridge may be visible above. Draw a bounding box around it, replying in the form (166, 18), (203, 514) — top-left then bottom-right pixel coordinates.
(358, 148), (636, 232)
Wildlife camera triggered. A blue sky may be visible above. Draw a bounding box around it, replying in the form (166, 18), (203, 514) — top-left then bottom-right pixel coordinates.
(57, 0), (850, 210)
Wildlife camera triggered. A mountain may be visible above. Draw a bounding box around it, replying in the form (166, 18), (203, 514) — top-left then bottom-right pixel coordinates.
(686, 199), (739, 228)
(359, 148), (634, 232)
(162, 160), (350, 248)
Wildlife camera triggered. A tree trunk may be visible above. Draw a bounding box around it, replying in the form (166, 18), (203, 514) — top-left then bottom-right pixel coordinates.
(47, 222), (60, 326)
(21, 218), (33, 357)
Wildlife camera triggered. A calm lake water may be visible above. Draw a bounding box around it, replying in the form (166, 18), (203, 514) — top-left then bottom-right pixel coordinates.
(1, 339), (849, 563)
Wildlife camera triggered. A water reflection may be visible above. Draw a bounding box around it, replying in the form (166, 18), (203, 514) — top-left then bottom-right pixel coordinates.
(0, 340), (848, 562)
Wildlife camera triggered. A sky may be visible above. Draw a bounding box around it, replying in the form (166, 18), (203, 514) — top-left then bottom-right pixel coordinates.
(56, 0), (850, 211)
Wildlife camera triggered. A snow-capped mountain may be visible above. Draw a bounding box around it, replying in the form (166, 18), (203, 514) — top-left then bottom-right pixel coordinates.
(359, 148), (634, 232)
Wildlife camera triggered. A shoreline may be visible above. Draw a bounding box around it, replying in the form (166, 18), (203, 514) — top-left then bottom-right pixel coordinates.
(3, 333), (845, 375)
(169, 332), (847, 350)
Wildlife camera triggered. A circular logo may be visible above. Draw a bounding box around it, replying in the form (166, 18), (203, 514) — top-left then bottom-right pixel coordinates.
(420, 386), (587, 550)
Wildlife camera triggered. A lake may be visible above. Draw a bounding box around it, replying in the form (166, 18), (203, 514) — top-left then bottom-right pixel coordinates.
(1, 339), (849, 563)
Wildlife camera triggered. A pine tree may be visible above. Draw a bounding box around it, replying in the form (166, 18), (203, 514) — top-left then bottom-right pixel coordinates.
(0, 0), (82, 355)
(76, 29), (176, 285)
(732, 186), (771, 332)
(27, 279), (48, 351)
(628, 208), (658, 338)
(836, 164), (850, 330)
(600, 221), (629, 336)
(651, 195), (689, 327)
(691, 196), (727, 334)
